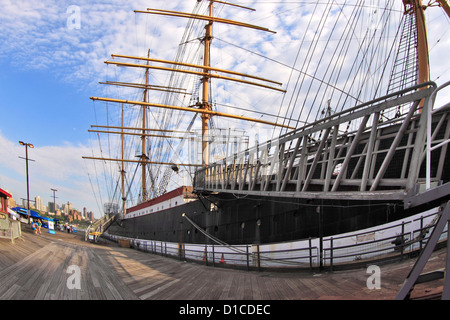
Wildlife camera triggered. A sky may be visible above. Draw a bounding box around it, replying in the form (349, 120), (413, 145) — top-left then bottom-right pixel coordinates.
(0, 0), (449, 219)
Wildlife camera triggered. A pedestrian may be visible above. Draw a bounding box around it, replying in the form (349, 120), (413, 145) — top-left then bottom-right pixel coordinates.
(37, 220), (42, 234)
(32, 220), (37, 235)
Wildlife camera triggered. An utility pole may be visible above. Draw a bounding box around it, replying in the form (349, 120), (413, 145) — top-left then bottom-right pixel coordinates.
(51, 188), (58, 214)
(19, 141), (34, 223)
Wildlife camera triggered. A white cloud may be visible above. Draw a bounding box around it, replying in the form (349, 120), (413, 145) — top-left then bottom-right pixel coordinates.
(1, 0), (448, 216)
(0, 131), (105, 217)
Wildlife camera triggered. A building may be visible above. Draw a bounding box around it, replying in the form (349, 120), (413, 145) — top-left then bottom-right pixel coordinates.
(35, 196), (42, 211)
(86, 211), (94, 221)
(0, 188), (12, 215)
(48, 202), (55, 214)
(7, 192), (16, 209)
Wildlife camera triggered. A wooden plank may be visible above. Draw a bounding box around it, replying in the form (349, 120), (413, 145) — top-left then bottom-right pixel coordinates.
(0, 224), (447, 300)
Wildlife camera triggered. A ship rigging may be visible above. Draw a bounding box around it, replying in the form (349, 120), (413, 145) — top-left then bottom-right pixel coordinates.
(84, 0), (449, 224)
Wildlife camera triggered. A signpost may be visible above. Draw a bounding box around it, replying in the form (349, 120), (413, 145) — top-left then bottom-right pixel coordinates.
(48, 220), (55, 234)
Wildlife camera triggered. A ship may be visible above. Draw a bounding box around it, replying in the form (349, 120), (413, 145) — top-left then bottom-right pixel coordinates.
(84, 0), (450, 246)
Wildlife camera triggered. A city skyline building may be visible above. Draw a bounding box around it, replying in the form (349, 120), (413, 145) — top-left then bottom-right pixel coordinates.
(35, 195), (42, 211)
(2, 186), (97, 221)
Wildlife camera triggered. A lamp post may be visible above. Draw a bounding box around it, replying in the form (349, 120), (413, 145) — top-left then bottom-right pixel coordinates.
(19, 141), (34, 223)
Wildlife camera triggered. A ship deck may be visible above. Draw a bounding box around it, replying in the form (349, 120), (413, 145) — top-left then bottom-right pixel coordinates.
(0, 224), (446, 302)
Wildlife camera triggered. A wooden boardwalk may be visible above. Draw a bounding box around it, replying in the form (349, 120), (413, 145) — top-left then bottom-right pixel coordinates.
(0, 224), (446, 301)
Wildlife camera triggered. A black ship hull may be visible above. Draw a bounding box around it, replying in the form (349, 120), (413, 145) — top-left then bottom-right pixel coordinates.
(107, 86), (450, 246)
(106, 194), (425, 245)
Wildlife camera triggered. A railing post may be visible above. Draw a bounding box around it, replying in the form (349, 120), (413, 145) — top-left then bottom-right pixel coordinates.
(330, 237), (334, 271)
(420, 216), (424, 251)
(401, 222), (405, 260)
(246, 246), (250, 271)
(212, 245), (215, 267)
(308, 237), (313, 273)
(257, 244), (261, 272)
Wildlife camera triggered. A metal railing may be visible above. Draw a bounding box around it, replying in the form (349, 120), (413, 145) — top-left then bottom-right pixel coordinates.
(323, 210), (446, 270)
(102, 207), (447, 271)
(85, 213), (116, 242)
(194, 83), (450, 201)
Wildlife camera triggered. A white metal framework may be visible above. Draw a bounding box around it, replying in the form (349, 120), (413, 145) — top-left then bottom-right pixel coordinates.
(194, 82), (450, 202)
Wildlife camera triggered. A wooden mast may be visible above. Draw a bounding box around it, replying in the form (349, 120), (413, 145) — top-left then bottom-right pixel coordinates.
(140, 50), (150, 202)
(121, 104), (126, 217)
(133, 1), (279, 168)
(403, 0), (450, 109)
(201, 1), (213, 167)
(436, 0), (450, 17)
(408, 0), (430, 87)
(86, 0), (287, 206)
(403, 0), (450, 85)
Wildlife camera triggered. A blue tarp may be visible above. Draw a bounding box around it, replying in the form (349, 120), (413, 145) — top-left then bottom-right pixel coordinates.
(11, 207), (57, 222)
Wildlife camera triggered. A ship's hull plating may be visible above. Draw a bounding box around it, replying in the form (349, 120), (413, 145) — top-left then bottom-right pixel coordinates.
(108, 105), (450, 245)
(106, 193), (422, 245)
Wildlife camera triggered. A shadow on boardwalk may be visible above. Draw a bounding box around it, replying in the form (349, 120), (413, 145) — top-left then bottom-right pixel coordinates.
(0, 223), (446, 301)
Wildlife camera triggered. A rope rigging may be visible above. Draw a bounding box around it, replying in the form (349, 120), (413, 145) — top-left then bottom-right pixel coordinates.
(85, 0), (438, 215)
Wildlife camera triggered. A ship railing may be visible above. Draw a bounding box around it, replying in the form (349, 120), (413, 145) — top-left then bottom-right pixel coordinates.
(322, 209), (447, 270)
(101, 235), (319, 271)
(102, 207), (447, 271)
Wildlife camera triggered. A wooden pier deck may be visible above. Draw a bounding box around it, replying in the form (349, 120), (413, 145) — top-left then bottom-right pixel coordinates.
(0, 224), (446, 301)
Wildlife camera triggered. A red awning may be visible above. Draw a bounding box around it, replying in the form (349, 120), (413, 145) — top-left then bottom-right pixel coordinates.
(0, 188), (12, 198)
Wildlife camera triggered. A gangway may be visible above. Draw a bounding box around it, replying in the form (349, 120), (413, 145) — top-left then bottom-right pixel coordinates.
(85, 213), (117, 242)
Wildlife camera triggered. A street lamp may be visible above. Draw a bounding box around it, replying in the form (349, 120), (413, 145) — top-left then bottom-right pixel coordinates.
(19, 141), (34, 223)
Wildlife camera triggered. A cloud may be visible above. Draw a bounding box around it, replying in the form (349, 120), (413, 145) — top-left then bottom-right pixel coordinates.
(1, 0), (448, 216)
(0, 0), (190, 87)
(0, 131), (105, 216)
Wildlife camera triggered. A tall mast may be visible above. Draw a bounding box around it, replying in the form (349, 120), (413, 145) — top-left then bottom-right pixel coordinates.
(86, 1), (287, 205)
(408, 0), (430, 86)
(436, 0), (450, 17)
(403, 0), (450, 85)
(141, 50), (150, 202)
(403, 0), (450, 109)
(121, 104), (126, 216)
(201, 1), (213, 167)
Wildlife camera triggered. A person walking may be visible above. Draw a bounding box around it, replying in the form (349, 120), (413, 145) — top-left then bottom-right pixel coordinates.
(37, 220), (42, 235)
(31, 220), (37, 235)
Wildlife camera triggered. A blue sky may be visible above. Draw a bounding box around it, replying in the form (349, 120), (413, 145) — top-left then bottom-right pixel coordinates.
(0, 0), (212, 217)
(0, 0), (158, 217)
(0, 0), (449, 219)
(0, 67), (91, 145)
